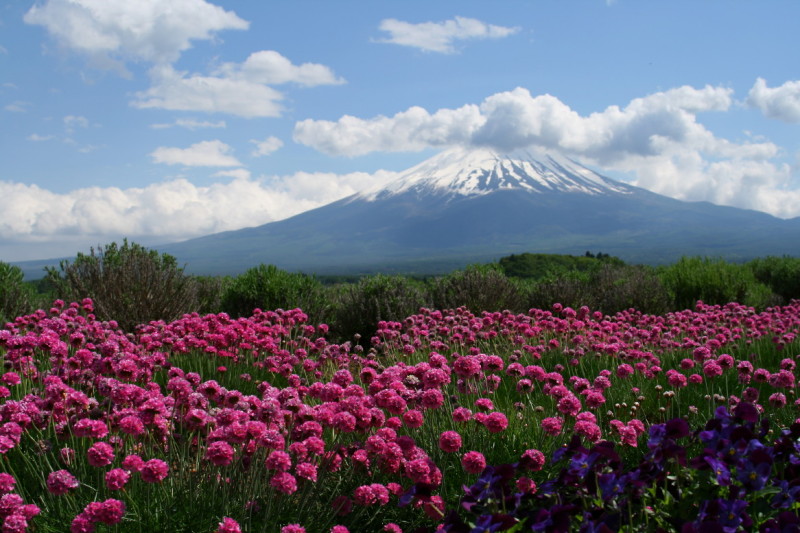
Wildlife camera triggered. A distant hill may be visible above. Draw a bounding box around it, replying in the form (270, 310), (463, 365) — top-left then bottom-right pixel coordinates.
(15, 147), (800, 279)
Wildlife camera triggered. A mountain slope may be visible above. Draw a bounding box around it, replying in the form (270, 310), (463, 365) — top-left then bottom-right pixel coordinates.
(160, 147), (800, 275)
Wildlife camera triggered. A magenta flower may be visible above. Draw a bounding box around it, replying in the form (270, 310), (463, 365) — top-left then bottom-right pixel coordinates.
(270, 472), (298, 495)
(205, 441), (235, 467)
(281, 525), (306, 533)
(139, 459), (169, 483)
(104, 468), (131, 491)
(483, 412), (508, 433)
(541, 416), (563, 436)
(46, 470), (79, 495)
(87, 442), (115, 468)
(265, 450), (292, 472)
(84, 499), (125, 525)
(330, 526), (350, 533)
(402, 409), (424, 429)
(217, 517), (242, 533)
(461, 451), (486, 474)
(438, 431), (462, 453)
(0, 473), (15, 493)
(121, 454), (144, 472)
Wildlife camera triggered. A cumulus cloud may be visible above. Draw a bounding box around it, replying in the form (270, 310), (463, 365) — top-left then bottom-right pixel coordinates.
(294, 85), (741, 161)
(133, 51), (343, 117)
(295, 83), (800, 218)
(250, 136), (283, 157)
(747, 78), (800, 123)
(23, 0), (248, 72)
(376, 16), (519, 53)
(64, 115), (89, 133)
(0, 170), (397, 259)
(150, 140), (242, 167)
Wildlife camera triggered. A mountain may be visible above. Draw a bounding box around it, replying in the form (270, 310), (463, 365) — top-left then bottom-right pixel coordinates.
(155, 147), (800, 275)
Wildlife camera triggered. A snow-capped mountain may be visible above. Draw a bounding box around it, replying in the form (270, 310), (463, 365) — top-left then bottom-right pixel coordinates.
(355, 147), (632, 200)
(157, 147), (800, 276)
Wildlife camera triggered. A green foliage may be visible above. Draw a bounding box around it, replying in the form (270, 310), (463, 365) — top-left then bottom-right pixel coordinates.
(498, 251), (625, 281)
(330, 274), (430, 343)
(0, 262), (35, 324)
(587, 264), (673, 315)
(220, 264), (328, 322)
(658, 256), (777, 310)
(748, 255), (800, 303)
(191, 275), (231, 315)
(44, 240), (199, 331)
(429, 264), (525, 312)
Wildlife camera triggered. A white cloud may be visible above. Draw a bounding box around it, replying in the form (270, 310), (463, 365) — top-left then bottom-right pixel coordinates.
(23, 0), (248, 71)
(151, 119), (227, 130)
(27, 133), (55, 142)
(0, 170), (397, 257)
(64, 115), (89, 132)
(132, 52), (343, 118)
(216, 50), (344, 87)
(250, 136), (284, 157)
(747, 78), (800, 123)
(376, 16), (519, 53)
(295, 83), (800, 218)
(150, 140), (242, 167)
(132, 65), (284, 118)
(4, 101), (31, 113)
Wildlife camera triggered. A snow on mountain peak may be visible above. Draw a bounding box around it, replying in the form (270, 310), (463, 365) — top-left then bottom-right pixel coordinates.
(355, 146), (632, 201)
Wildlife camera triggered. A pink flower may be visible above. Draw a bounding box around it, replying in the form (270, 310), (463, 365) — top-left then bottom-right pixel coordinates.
(84, 499), (125, 525)
(87, 442), (114, 468)
(520, 449), (546, 471)
(217, 517), (242, 533)
(402, 410), (424, 429)
(452, 407), (472, 423)
(0, 373), (20, 386)
(46, 470), (79, 495)
(280, 525), (306, 533)
(0, 473), (15, 493)
(266, 450), (292, 472)
(474, 398), (494, 411)
(461, 451), (486, 474)
(702, 361), (723, 378)
(353, 485), (377, 506)
(331, 527), (350, 533)
(516, 476), (537, 493)
(541, 417), (563, 436)
(104, 468), (131, 491)
(383, 524), (402, 533)
(483, 412), (508, 433)
(769, 393), (787, 408)
(70, 514), (94, 533)
(615, 364), (634, 378)
(270, 472), (298, 495)
(205, 441), (235, 467)
(121, 454), (144, 472)
(557, 394), (582, 417)
(574, 420), (602, 443)
(139, 459), (169, 483)
(295, 462), (318, 482)
(118, 415), (145, 436)
(73, 419), (108, 439)
(438, 431), (462, 453)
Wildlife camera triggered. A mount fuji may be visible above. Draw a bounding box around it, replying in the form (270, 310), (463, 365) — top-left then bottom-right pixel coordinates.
(159, 147), (800, 275)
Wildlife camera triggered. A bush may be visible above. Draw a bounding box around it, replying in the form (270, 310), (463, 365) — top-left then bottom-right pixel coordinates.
(589, 264), (672, 315)
(658, 257), (777, 310)
(429, 264), (525, 313)
(330, 274), (430, 343)
(0, 262), (34, 324)
(748, 256), (800, 303)
(220, 264), (328, 322)
(45, 240), (198, 331)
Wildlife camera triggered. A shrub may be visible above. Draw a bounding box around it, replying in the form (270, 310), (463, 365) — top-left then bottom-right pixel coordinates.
(658, 256), (776, 310)
(0, 262), (34, 324)
(589, 264), (672, 315)
(221, 265), (328, 323)
(44, 240), (198, 331)
(749, 256), (800, 304)
(429, 264), (525, 313)
(330, 274), (430, 343)
(524, 271), (593, 312)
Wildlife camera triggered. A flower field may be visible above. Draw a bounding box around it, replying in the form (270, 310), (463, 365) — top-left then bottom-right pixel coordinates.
(1, 298), (800, 532)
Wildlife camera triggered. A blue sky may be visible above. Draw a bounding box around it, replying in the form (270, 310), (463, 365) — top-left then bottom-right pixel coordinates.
(2, 0), (799, 262)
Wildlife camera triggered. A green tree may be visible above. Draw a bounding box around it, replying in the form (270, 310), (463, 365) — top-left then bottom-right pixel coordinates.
(45, 240), (198, 331)
(0, 262), (34, 324)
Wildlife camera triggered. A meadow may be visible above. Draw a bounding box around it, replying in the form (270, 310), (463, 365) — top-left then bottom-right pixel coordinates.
(1, 293), (800, 532)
